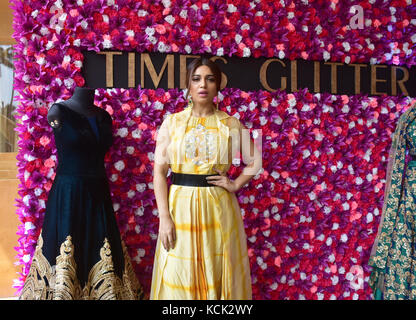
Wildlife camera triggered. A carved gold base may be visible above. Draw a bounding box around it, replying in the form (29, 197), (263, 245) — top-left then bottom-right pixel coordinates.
(20, 234), (144, 300)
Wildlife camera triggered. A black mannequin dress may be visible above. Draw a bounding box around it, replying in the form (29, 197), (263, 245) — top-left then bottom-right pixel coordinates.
(20, 91), (143, 299)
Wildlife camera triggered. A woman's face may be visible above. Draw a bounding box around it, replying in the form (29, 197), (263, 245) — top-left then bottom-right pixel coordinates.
(188, 65), (218, 106)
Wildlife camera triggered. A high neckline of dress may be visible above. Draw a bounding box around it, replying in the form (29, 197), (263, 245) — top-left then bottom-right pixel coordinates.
(190, 112), (216, 119)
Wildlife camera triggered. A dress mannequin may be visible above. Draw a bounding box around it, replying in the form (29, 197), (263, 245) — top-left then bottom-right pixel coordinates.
(20, 86), (143, 300)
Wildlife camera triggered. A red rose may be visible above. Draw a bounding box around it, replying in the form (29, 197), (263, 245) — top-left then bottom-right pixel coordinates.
(48, 48), (58, 56)
(39, 165), (49, 176)
(73, 52), (83, 61)
(74, 75), (85, 87)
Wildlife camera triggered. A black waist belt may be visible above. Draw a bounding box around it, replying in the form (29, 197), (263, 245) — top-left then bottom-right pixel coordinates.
(171, 172), (217, 187)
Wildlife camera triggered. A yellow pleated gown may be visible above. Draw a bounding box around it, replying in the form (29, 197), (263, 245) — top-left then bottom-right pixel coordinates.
(150, 106), (252, 300)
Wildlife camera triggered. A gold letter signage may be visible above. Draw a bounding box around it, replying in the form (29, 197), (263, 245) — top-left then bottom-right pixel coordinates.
(84, 51), (416, 97)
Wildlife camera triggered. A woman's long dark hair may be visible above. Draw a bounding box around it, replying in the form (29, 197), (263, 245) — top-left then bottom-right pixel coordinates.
(185, 57), (222, 100)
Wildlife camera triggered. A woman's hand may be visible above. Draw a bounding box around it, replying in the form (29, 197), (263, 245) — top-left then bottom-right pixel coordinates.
(159, 214), (176, 251)
(206, 168), (240, 193)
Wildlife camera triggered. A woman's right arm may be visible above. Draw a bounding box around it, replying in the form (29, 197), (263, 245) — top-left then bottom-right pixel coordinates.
(153, 117), (176, 251)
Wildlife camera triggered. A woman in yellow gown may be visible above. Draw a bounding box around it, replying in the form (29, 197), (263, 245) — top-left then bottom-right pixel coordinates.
(150, 58), (262, 300)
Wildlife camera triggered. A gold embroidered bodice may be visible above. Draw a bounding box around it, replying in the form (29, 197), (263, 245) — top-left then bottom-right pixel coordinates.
(180, 114), (220, 174)
(163, 107), (242, 176)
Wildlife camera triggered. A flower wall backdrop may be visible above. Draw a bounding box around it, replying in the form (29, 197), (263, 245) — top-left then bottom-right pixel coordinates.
(10, 0), (416, 299)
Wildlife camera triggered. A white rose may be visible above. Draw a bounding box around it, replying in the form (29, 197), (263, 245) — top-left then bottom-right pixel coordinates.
(145, 27), (155, 36)
(114, 160), (125, 171)
(243, 47), (251, 57)
(136, 183), (146, 192)
(116, 128), (128, 138)
(132, 129), (142, 139)
(227, 4), (237, 12)
(164, 15), (175, 25)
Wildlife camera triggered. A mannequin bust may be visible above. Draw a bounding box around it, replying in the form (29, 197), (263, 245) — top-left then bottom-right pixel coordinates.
(47, 87), (102, 128)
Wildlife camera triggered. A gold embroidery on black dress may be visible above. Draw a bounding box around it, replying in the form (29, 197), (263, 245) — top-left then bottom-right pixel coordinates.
(19, 235), (55, 299)
(54, 235), (82, 299)
(19, 234), (143, 300)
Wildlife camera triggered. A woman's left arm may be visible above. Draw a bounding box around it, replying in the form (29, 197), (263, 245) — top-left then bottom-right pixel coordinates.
(207, 121), (262, 192)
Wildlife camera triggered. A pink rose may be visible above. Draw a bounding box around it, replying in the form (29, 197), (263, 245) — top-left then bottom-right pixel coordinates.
(121, 103), (131, 112)
(39, 136), (50, 147)
(105, 106), (114, 115)
(44, 158), (55, 168)
(155, 24), (166, 34)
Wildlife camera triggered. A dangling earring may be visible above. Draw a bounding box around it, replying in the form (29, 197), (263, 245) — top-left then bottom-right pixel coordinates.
(215, 95), (219, 110)
(188, 95), (193, 109)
